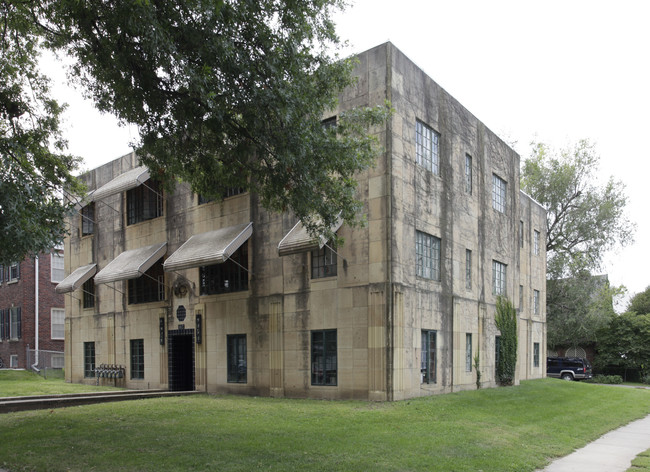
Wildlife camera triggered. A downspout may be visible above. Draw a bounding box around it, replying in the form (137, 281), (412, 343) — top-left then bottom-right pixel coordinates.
(32, 255), (40, 372)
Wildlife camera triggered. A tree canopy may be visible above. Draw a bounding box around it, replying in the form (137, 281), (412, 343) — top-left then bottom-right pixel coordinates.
(627, 286), (650, 316)
(1, 0), (389, 264)
(595, 311), (650, 378)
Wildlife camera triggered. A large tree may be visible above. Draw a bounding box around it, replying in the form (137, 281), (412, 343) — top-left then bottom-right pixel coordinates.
(627, 286), (650, 316)
(595, 311), (650, 379)
(520, 140), (634, 349)
(0, 0), (84, 266)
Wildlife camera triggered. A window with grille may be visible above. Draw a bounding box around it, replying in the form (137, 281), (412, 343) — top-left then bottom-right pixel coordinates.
(416, 231), (441, 281)
(81, 203), (95, 236)
(311, 329), (337, 386)
(200, 242), (248, 295)
(421, 330), (437, 384)
(492, 174), (507, 213)
(84, 341), (95, 378)
(130, 339), (144, 379)
(83, 278), (95, 309)
(493, 260), (507, 296)
(416, 120), (440, 175)
(51, 308), (65, 340)
(128, 259), (165, 304)
(465, 154), (472, 194)
(127, 179), (163, 225)
(227, 334), (247, 383)
(465, 249), (472, 290)
(51, 250), (65, 283)
(311, 242), (337, 279)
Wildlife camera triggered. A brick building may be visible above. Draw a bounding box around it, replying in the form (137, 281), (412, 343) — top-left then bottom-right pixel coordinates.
(60, 43), (546, 400)
(0, 249), (65, 369)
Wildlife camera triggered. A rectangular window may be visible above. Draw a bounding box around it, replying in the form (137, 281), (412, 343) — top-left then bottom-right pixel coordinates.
(10, 355), (18, 368)
(421, 330), (437, 384)
(466, 333), (473, 372)
(0, 264), (4, 283)
(200, 242), (248, 295)
(519, 285), (524, 312)
(311, 241), (337, 279)
(519, 221), (524, 248)
(465, 249), (472, 290)
(128, 259), (165, 304)
(227, 334), (247, 383)
(534, 230), (540, 255)
(416, 231), (441, 281)
(52, 354), (64, 369)
(51, 250), (65, 283)
(533, 289), (540, 316)
(311, 329), (337, 386)
(9, 262), (19, 281)
(533, 342), (540, 367)
(465, 154), (472, 194)
(492, 174), (507, 213)
(81, 202), (95, 236)
(9, 306), (21, 339)
(130, 339), (144, 379)
(198, 187), (245, 204)
(493, 260), (507, 296)
(0, 309), (6, 340)
(84, 341), (95, 378)
(126, 179), (163, 225)
(51, 308), (65, 340)
(415, 120), (440, 175)
(83, 278), (95, 309)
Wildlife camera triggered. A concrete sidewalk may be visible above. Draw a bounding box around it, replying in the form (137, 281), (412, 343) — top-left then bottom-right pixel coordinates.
(540, 413), (650, 471)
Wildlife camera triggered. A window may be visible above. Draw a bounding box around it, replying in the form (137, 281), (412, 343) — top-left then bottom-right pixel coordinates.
(421, 330), (437, 384)
(465, 249), (472, 290)
(9, 262), (19, 282)
(200, 242), (248, 295)
(81, 202), (95, 236)
(227, 334), (247, 383)
(51, 308), (65, 340)
(533, 342), (540, 367)
(9, 306), (21, 339)
(0, 309), (6, 340)
(493, 260), (507, 296)
(465, 154), (472, 194)
(126, 179), (163, 225)
(519, 285), (524, 312)
(51, 250), (65, 283)
(466, 333), (472, 372)
(416, 231), (441, 281)
(52, 354), (64, 369)
(10, 355), (18, 368)
(130, 339), (144, 379)
(492, 174), (507, 213)
(519, 221), (524, 248)
(311, 329), (337, 386)
(128, 259), (165, 304)
(415, 120), (440, 175)
(311, 241), (337, 279)
(534, 230), (540, 255)
(0, 265), (3, 284)
(533, 289), (540, 316)
(198, 187), (245, 204)
(83, 278), (95, 309)
(84, 341), (95, 378)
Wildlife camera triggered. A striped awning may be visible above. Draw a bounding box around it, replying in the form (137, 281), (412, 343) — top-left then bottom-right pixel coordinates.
(94, 242), (167, 284)
(91, 165), (150, 201)
(277, 216), (343, 256)
(164, 222), (253, 272)
(55, 264), (97, 294)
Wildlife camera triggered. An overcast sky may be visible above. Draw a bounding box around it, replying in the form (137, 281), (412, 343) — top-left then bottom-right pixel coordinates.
(48, 0), (650, 305)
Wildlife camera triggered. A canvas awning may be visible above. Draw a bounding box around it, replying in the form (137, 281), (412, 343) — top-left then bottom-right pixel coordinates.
(55, 263), (97, 294)
(91, 165), (150, 201)
(277, 216), (342, 256)
(164, 222), (253, 272)
(94, 242), (167, 284)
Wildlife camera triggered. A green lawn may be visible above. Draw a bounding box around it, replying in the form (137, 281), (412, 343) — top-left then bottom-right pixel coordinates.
(0, 374), (649, 472)
(0, 370), (122, 397)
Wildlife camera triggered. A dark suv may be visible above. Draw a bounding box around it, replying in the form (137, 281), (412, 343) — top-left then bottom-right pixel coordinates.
(547, 356), (593, 381)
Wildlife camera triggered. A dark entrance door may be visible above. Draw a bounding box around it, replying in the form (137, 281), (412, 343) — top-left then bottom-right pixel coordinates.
(168, 330), (195, 391)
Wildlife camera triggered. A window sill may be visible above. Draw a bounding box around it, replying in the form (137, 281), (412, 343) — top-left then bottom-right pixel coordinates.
(7, 280), (18, 285)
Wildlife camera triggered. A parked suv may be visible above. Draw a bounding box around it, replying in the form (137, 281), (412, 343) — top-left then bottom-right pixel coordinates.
(547, 357), (593, 381)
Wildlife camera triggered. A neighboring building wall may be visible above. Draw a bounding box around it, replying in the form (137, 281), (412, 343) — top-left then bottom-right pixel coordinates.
(62, 42), (546, 400)
(0, 252), (65, 369)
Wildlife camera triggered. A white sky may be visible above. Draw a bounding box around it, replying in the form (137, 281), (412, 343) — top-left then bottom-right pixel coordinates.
(47, 0), (650, 305)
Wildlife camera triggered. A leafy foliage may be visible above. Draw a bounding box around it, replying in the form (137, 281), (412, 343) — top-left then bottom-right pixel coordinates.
(0, 1), (84, 265)
(595, 312), (650, 377)
(495, 296), (518, 386)
(627, 286), (650, 316)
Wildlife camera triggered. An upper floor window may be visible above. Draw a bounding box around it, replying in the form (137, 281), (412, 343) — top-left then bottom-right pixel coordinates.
(519, 221), (524, 247)
(200, 242), (248, 295)
(9, 262), (19, 282)
(415, 120), (440, 175)
(83, 278), (95, 309)
(416, 231), (441, 281)
(465, 154), (472, 194)
(128, 259), (165, 304)
(127, 179), (163, 225)
(465, 249), (472, 290)
(81, 203), (95, 236)
(198, 187), (245, 204)
(311, 242), (337, 279)
(493, 260), (507, 296)
(534, 230), (540, 255)
(0, 265), (3, 284)
(51, 308), (65, 340)
(533, 289), (540, 316)
(51, 248), (65, 283)
(492, 174), (507, 213)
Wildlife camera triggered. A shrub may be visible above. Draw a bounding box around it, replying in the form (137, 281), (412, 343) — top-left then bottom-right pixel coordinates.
(589, 374), (623, 384)
(495, 296), (518, 386)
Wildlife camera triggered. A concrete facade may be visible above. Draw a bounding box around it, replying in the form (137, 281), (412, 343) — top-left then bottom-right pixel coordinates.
(62, 43), (546, 400)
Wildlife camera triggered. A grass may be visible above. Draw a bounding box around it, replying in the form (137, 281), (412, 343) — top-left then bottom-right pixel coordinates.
(0, 374), (649, 472)
(629, 449), (650, 471)
(0, 370), (123, 397)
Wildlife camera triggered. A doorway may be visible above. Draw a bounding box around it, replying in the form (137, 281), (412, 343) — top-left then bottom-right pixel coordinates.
(168, 329), (195, 391)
